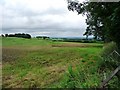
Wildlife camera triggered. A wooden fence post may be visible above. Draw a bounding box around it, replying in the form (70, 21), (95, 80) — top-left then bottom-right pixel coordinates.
(100, 65), (120, 88)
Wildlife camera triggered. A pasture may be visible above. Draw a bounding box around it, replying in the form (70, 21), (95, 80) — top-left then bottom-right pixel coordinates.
(2, 37), (103, 88)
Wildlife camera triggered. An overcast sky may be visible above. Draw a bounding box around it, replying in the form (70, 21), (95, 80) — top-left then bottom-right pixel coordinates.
(1, 0), (87, 37)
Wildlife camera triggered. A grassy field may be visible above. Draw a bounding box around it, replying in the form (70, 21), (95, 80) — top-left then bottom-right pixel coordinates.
(2, 37), (103, 88)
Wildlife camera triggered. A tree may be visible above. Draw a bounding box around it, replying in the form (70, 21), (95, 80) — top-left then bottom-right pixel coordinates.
(1, 34), (4, 37)
(5, 34), (8, 37)
(67, 0), (120, 49)
(23, 34), (31, 39)
(36, 36), (49, 40)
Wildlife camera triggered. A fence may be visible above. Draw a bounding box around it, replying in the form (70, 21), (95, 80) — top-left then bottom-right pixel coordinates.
(100, 50), (120, 88)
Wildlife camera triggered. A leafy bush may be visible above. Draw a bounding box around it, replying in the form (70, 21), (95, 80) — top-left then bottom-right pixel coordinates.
(101, 42), (120, 68)
(101, 42), (118, 57)
(100, 41), (120, 88)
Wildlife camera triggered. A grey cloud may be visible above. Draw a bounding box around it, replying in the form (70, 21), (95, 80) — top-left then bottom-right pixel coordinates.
(1, 0), (87, 37)
(2, 27), (86, 37)
(3, 3), (67, 18)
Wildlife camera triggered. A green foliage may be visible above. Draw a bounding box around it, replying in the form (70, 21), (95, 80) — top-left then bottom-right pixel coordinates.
(101, 42), (119, 68)
(60, 63), (101, 88)
(67, 1), (120, 87)
(100, 42), (120, 88)
(59, 50), (102, 88)
(101, 42), (118, 57)
(67, 0), (120, 47)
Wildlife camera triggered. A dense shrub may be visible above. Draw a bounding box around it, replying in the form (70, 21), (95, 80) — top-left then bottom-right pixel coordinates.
(101, 42), (118, 56)
(100, 42), (120, 88)
(101, 42), (119, 68)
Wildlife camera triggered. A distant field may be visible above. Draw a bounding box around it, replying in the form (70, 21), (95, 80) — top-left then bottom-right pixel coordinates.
(2, 37), (103, 88)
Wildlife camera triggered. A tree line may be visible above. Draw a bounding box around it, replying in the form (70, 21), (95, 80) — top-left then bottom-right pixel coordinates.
(36, 36), (50, 39)
(1, 33), (31, 39)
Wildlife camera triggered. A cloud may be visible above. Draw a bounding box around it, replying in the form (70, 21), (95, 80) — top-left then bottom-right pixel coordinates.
(1, 0), (87, 37)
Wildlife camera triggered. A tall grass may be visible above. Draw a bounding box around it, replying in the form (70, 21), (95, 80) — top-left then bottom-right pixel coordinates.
(59, 42), (120, 88)
(59, 56), (102, 88)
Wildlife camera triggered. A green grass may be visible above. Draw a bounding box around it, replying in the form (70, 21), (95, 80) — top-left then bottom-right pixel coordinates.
(2, 37), (103, 88)
(2, 37), (51, 46)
